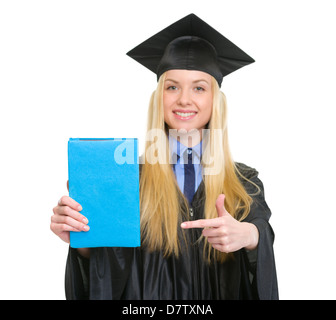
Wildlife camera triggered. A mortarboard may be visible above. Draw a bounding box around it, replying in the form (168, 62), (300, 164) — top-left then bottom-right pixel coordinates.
(127, 13), (255, 87)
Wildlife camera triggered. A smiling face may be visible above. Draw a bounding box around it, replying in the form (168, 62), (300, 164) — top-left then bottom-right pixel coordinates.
(163, 69), (213, 136)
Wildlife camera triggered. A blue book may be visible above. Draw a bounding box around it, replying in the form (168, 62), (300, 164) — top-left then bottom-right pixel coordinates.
(68, 138), (140, 248)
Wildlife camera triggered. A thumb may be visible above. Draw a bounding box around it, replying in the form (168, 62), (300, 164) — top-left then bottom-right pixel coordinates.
(215, 194), (230, 217)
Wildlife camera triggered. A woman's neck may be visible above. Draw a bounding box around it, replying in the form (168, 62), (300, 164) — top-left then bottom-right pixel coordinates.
(168, 128), (202, 148)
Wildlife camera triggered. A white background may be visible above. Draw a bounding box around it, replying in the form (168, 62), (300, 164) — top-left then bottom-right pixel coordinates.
(1, 0), (335, 299)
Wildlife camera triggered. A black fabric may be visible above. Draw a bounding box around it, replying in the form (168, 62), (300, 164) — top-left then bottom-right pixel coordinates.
(65, 162), (278, 300)
(183, 148), (195, 204)
(126, 14), (255, 87)
(157, 36), (224, 86)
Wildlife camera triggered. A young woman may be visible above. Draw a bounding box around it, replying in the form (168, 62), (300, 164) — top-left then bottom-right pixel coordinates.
(51, 14), (278, 299)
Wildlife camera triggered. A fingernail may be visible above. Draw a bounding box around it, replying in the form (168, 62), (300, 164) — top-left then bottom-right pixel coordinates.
(181, 222), (187, 228)
(78, 205), (82, 211)
(83, 225), (90, 231)
(82, 217), (88, 224)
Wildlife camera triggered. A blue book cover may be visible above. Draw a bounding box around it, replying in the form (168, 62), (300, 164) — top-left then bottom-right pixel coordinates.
(68, 138), (140, 248)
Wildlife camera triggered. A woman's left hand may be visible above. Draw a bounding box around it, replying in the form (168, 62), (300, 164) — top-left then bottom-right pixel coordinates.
(181, 194), (259, 253)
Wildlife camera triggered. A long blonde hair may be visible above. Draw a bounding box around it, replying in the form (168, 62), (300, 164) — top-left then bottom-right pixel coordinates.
(139, 72), (254, 261)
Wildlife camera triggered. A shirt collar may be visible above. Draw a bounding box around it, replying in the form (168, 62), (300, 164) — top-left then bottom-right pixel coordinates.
(168, 135), (202, 160)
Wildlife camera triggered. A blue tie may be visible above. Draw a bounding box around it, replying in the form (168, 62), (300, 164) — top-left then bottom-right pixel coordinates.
(183, 148), (195, 204)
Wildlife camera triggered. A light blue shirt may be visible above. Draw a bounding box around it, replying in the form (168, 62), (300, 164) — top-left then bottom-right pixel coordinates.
(169, 136), (203, 194)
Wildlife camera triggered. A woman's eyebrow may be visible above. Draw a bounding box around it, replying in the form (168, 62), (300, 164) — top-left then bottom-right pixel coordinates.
(165, 79), (179, 83)
(193, 79), (209, 84)
(165, 79), (209, 84)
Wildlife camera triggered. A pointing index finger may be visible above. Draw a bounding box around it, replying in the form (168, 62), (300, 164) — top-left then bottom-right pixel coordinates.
(181, 218), (223, 229)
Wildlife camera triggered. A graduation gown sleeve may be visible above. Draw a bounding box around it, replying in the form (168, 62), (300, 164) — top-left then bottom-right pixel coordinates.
(65, 247), (90, 299)
(236, 163), (279, 300)
(65, 246), (137, 300)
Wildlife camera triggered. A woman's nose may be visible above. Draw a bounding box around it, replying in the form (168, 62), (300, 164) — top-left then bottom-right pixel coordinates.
(177, 89), (192, 106)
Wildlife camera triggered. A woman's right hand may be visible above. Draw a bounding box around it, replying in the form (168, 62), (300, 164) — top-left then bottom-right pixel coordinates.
(51, 195), (89, 244)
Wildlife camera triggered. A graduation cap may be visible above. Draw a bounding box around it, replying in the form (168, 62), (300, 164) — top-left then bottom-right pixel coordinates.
(127, 13), (255, 87)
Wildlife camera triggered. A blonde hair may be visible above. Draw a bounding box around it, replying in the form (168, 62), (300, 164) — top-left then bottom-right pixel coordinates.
(140, 72), (253, 262)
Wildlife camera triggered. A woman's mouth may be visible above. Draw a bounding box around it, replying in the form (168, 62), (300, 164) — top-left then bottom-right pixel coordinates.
(173, 110), (197, 120)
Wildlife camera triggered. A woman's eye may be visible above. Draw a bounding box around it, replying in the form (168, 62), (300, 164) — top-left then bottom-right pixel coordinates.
(195, 86), (204, 91)
(167, 86), (177, 90)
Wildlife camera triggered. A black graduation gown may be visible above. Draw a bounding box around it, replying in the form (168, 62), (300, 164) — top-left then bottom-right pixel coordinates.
(64, 163), (278, 300)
